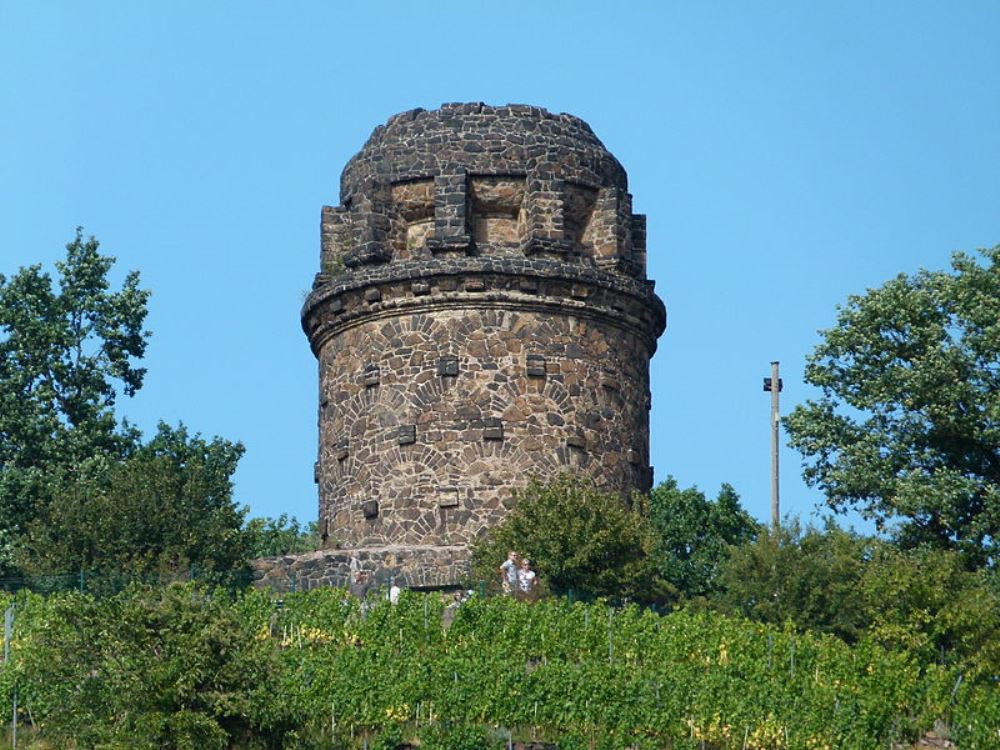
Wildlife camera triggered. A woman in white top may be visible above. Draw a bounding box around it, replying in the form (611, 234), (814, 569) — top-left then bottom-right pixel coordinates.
(517, 558), (536, 594)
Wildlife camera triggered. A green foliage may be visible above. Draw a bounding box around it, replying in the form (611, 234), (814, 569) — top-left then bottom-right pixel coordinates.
(712, 523), (1000, 687)
(0, 232), (255, 584)
(710, 521), (878, 643)
(245, 514), (321, 558)
(860, 546), (1000, 683)
(785, 246), (1000, 567)
(2, 585), (289, 749)
(0, 229), (150, 573)
(470, 476), (669, 604)
(649, 477), (759, 599)
(17, 423), (250, 585)
(4, 585), (994, 749)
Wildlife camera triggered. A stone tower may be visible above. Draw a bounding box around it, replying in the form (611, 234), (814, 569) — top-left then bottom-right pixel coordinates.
(301, 103), (666, 582)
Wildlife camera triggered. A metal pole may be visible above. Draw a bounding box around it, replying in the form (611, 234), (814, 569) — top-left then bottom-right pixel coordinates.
(5, 604), (13, 750)
(770, 361), (781, 529)
(3, 604), (13, 662)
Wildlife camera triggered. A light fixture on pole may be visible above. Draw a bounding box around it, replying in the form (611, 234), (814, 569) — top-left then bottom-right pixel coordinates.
(762, 361), (782, 529)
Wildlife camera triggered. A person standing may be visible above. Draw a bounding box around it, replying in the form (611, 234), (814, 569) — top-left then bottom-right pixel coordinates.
(499, 550), (519, 594)
(517, 558), (537, 598)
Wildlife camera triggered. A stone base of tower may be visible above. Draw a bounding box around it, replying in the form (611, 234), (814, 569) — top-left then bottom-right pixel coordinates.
(251, 544), (471, 593)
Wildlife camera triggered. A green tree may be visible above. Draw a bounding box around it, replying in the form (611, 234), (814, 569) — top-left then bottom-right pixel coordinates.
(0, 229), (150, 572)
(785, 246), (1000, 567)
(648, 477), (758, 599)
(18, 423), (250, 585)
(860, 546), (1000, 683)
(710, 520), (878, 643)
(9, 584), (290, 749)
(245, 514), (321, 558)
(470, 476), (670, 604)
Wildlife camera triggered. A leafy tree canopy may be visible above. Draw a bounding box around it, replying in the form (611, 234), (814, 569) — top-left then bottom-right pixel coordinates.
(19, 423), (250, 585)
(785, 246), (1000, 567)
(470, 476), (671, 604)
(0, 228), (150, 465)
(860, 545), (1000, 683)
(709, 521), (1000, 684)
(245, 514), (321, 558)
(0, 230), (258, 583)
(648, 476), (758, 599)
(710, 520), (879, 643)
(0, 229), (150, 571)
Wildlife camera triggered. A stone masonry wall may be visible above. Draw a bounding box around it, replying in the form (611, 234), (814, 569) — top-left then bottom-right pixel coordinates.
(296, 103), (666, 585)
(252, 545), (469, 593)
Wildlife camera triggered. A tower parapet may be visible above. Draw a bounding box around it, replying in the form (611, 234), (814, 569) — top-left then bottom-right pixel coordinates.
(300, 103), (666, 585)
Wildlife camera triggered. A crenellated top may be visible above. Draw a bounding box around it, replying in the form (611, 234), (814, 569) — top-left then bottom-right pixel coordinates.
(320, 103), (649, 280)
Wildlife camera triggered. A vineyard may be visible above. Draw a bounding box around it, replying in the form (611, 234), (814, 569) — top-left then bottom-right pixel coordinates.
(0, 585), (997, 749)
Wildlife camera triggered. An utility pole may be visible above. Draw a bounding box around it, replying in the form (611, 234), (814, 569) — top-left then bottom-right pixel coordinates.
(762, 361), (782, 529)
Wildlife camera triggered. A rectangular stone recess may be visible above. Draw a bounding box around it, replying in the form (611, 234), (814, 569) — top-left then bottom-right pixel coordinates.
(626, 449), (639, 465)
(361, 500), (379, 519)
(364, 288), (382, 303)
(437, 487), (460, 508)
(398, 425), (417, 445)
(566, 434), (586, 449)
(363, 364), (380, 387)
(483, 417), (504, 441)
(437, 355), (459, 376)
(335, 441), (349, 461)
(411, 281), (430, 295)
(526, 354), (546, 378)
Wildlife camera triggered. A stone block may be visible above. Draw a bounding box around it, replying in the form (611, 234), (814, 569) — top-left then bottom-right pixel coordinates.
(483, 417), (504, 441)
(398, 425), (417, 445)
(437, 355), (459, 376)
(526, 354), (546, 378)
(437, 488), (460, 508)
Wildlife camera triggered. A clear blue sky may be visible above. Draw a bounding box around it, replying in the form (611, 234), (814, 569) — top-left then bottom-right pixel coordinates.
(2, 2), (998, 529)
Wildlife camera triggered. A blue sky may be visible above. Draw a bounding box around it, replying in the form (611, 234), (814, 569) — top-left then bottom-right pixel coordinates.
(2, 2), (998, 529)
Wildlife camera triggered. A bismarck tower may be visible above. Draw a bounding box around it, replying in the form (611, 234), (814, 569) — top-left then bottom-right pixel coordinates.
(301, 103), (666, 585)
